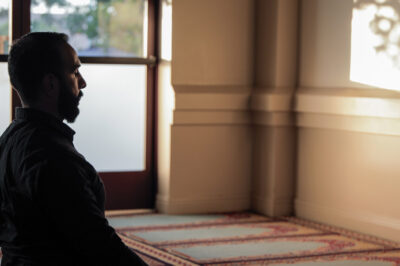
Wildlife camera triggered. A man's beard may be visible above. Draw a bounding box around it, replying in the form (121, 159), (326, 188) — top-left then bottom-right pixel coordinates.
(58, 82), (83, 123)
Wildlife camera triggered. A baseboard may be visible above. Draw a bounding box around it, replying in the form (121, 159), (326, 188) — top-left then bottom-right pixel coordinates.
(156, 194), (251, 214)
(252, 196), (293, 217)
(295, 199), (400, 243)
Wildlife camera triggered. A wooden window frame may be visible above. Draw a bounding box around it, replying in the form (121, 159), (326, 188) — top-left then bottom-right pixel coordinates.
(6, 0), (159, 210)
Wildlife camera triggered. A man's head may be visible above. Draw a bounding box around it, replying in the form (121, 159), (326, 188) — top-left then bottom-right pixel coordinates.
(8, 32), (86, 122)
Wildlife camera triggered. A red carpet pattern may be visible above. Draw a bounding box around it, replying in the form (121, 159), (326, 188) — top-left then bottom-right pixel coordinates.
(0, 211), (398, 265)
(106, 211), (400, 265)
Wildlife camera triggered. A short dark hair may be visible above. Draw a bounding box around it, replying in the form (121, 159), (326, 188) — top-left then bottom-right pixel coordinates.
(8, 32), (69, 104)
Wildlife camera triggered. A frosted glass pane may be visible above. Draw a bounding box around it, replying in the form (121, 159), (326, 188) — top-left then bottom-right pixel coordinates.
(0, 63), (10, 133)
(69, 64), (147, 172)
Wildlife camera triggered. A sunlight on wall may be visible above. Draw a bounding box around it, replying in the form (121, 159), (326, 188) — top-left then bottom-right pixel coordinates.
(351, 0), (400, 91)
(157, 0), (174, 198)
(159, 0), (174, 123)
(161, 0), (172, 61)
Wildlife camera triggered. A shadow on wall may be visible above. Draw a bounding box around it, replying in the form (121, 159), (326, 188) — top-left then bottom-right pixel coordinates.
(351, 0), (400, 90)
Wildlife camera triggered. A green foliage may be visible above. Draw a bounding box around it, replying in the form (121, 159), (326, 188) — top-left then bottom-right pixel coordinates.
(0, 7), (8, 36)
(0, 9), (7, 17)
(32, 0), (68, 7)
(32, 0), (145, 56)
(67, 6), (99, 38)
(0, 21), (8, 36)
(32, 19), (60, 32)
(107, 0), (144, 56)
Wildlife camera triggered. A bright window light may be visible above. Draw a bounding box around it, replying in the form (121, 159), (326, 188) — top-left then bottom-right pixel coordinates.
(160, 0), (172, 61)
(69, 64), (147, 172)
(350, 0), (400, 91)
(0, 63), (10, 133)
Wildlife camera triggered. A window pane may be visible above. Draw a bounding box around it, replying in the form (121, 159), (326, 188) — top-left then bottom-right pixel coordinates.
(0, 63), (10, 133)
(31, 0), (148, 57)
(69, 64), (147, 172)
(0, 0), (9, 54)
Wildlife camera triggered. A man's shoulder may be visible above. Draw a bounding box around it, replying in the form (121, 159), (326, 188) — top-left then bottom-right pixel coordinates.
(2, 120), (77, 166)
(1, 119), (96, 179)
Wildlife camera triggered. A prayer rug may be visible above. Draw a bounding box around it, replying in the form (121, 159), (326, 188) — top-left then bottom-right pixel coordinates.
(0, 211), (399, 265)
(106, 211), (400, 265)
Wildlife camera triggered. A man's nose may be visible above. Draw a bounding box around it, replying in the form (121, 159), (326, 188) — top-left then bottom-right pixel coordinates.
(80, 76), (87, 89)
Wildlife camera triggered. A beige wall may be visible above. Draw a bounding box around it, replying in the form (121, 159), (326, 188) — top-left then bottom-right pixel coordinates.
(156, 0), (400, 243)
(296, 0), (400, 242)
(171, 0), (254, 86)
(251, 0), (298, 216)
(157, 0), (298, 215)
(157, 0), (255, 213)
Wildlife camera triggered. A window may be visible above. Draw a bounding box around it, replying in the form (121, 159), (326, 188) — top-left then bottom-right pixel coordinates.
(0, 1), (9, 134)
(2, 0), (158, 209)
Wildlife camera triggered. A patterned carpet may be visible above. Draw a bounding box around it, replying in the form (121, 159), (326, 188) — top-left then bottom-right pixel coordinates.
(0, 211), (399, 265)
(106, 210), (400, 265)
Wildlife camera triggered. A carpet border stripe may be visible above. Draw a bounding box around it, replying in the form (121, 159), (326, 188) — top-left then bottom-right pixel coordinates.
(283, 216), (400, 248)
(119, 233), (199, 266)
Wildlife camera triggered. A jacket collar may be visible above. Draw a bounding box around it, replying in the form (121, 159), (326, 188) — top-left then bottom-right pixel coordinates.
(15, 108), (75, 141)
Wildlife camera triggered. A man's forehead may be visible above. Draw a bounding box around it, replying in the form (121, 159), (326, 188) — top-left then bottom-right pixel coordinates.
(61, 43), (80, 68)
(72, 48), (81, 66)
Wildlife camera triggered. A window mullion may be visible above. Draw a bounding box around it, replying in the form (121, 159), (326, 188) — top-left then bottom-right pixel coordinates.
(80, 55), (157, 66)
(10, 0), (30, 118)
(10, 0), (30, 42)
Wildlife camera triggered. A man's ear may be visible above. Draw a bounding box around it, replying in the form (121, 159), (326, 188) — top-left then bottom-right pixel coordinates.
(42, 73), (60, 97)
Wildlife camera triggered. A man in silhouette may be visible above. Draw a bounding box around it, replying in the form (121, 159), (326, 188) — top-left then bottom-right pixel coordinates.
(0, 32), (147, 266)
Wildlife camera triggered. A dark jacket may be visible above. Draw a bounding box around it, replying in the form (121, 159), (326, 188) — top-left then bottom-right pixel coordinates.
(0, 108), (146, 266)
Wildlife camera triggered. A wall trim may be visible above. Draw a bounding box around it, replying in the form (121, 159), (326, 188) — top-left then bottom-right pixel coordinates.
(173, 87), (400, 128)
(295, 199), (400, 243)
(296, 87), (400, 118)
(172, 110), (296, 126)
(297, 113), (400, 136)
(252, 196), (293, 216)
(296, 87), (400, 135)
(252, 111), (294, 126)
(250, 90), (294, 126)
(171, 88), (295, 126)
(173, 110), (251, 125)
(173, 85), (251, 110)
(156, 194), (251, 214)
(250, 90), (294, 112)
